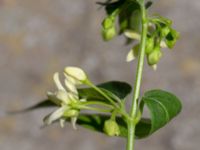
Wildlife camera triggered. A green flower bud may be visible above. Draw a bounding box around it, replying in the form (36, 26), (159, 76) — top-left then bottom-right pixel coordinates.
(147, 47), (163, 65)
(102, 26), (116, 41)
(103, 119), (120, 136)
(102, 16), (114, 29)
(145, 37), (154, 54)
(63, 109), (79, 118)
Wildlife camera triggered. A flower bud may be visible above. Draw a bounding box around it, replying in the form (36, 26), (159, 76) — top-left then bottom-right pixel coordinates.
(64, 67), (87, 84)
(145, 37), (154, 54)
(147, 47), (162, 66)
(102, 16), (114, 29)
(102, 26), (116, 41)
(103, 119), (120, 136)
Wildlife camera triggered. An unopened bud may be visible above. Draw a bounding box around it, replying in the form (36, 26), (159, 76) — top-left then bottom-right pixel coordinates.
(64, 67), (87, 84)
(145, 37), (154, 54)
(102, 26), (116, 41)
(147, 47), (162, 65)
(103, 119), (120, 136)
(102, 16), (114, 29)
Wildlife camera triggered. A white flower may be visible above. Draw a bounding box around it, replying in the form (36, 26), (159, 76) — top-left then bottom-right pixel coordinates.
(45, 70), (86, 129)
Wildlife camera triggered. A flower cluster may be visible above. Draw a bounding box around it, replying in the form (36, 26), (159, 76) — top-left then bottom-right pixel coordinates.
(125, 16), (179, 70)
(44, 67), (87, 129)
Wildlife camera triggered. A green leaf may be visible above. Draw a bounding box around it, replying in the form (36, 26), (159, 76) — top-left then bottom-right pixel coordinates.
(78, 81), (132, 102)
(140, 89), (182, 136)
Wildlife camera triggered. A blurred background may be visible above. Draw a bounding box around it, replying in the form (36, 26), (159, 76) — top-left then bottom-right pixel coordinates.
(0, 0), (200, 150)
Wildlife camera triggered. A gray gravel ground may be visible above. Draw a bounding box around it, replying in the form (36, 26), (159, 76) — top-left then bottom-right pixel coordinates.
(0, 0), (200, 150)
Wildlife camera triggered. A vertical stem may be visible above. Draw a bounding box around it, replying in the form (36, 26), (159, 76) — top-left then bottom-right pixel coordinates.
(126, 1), (148, 150)
(130, 1), (147, 118)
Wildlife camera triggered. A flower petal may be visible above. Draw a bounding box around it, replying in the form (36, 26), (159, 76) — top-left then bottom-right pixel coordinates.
(60, 118), (66, 128)
(53, 72), (66, 91)
(65, 79), (78, 94)
(56, 90), (70, 104)
(47, 91), (61, 105)
(44, 106), (67, 125)
(71, 117), (78, 130)
(67, 92), (78, 101)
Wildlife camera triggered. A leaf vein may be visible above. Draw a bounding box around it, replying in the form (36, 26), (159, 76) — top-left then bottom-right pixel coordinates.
(145, 97), (170, 122)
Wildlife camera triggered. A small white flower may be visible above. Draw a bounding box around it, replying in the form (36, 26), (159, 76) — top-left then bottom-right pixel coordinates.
(45, 69), (86, 129)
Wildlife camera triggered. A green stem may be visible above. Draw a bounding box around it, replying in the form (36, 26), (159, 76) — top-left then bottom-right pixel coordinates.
(78, 105), (111, 113)
(86, 81), (120, 108)
(82, 101), (114, 109)
(126, 1), (148, 150)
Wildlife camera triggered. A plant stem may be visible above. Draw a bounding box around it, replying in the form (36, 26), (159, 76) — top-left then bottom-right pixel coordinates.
(77, 105), (111, 113)
(126, 0), (148, 150)
(83, 101), (114, 109)
(86, 81), (120, 108)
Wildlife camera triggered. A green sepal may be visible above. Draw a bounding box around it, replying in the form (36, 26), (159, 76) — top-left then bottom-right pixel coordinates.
(165, 28), (180, 49)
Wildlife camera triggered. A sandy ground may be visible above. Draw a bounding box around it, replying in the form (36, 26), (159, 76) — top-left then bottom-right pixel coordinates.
(0, 0), (200, 150)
